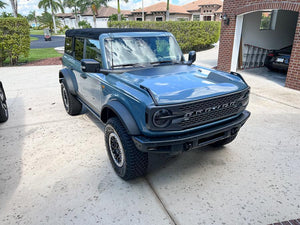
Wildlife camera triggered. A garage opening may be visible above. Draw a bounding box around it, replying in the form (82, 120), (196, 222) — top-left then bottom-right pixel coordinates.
(233, 10), (299, 85)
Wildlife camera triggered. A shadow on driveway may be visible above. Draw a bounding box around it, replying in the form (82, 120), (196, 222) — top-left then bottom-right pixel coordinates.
(0, 97), (24, 213)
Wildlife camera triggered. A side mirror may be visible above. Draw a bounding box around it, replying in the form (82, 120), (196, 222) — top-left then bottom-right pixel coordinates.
(187, 51), (196, 65)
(81, 59), (100, 73)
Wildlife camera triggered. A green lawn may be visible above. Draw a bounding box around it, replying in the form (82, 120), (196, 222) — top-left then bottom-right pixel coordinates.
(30, 29), (44, 35)
(4, 48), (62, 64)
(30, 36), (39, 41)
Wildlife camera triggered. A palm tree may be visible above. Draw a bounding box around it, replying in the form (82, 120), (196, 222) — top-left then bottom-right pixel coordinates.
(9, 0), (18, 17)
(80, 0), (108, 28)
(38, 11), (62, 31)
(0, 1), (7, 9)
(166, 0), (170, 21)
(27, 11), (38, 27)
(38, 0), (64, 34)
(117, 0), (127, 21)
(63, 0), (80, 28)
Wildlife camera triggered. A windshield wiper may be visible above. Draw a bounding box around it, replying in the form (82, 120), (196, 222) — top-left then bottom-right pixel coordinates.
(112, 63), (147, 69)
(150, 60), (182, 66)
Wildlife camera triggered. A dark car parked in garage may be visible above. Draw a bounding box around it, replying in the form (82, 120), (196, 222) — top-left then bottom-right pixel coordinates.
(0, 81), (8, 122)
(264, 45), (292, 72)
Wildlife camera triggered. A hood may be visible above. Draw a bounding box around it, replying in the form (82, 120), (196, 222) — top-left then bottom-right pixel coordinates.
(117, 65), (248, 105)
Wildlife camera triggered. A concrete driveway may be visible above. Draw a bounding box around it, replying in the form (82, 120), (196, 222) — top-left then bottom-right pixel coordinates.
(0, 64), (300, 225)
(30, 35), (65, 49)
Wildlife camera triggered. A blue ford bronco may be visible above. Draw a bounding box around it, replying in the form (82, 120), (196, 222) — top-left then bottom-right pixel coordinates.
(59, 28), (250, 180)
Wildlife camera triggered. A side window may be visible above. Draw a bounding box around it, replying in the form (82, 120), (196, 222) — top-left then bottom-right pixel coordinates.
(65, 37), (73, 56)
(74, 38), (84, 61)
(85, 39), (102, 67)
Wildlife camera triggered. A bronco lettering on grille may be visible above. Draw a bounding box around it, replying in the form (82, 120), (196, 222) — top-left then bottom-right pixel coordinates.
(183, 101), (238, 121)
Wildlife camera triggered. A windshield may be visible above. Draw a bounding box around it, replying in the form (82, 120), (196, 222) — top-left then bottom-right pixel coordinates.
(104, 36), (182, 68)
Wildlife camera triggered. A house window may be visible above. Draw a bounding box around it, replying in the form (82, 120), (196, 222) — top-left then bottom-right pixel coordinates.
(193, 15), (200, 21)
(155, 16), (163, 21)
(260, 11), (273, 30)
(203, 16), (211, 21)
(136, 17), (142, 21)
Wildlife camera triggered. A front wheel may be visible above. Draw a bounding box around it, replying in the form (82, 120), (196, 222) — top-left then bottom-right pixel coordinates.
(105, 117), (148, 180)
(61, 80), (82, 115)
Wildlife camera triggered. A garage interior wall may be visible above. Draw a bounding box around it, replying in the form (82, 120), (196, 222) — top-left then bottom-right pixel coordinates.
(241, 10), (298, 53)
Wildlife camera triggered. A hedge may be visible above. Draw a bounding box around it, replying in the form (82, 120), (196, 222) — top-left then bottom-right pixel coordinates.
(0, 18), (30, 66)
(108, 21), (221, 53)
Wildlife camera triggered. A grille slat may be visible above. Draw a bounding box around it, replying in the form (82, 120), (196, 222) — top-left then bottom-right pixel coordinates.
(175, 91), (246, 129)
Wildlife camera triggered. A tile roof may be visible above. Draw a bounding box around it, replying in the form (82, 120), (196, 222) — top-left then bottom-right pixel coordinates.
(215, 6), (223, 13)
(183, 0), (223, 11)
(132, 2), (190, 15)
(56, 13), (74, 18)
(121, 10), (131, 16)
(81, 6), (128, 18)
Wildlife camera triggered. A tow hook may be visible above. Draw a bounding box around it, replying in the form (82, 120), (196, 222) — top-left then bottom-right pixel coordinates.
(184, 142), (193, 151)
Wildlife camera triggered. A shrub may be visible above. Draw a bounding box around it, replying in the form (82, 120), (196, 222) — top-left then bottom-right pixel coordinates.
(0, 17), (30, 66)
(78, 20), (92, 29)
(108, 21), (221, 53)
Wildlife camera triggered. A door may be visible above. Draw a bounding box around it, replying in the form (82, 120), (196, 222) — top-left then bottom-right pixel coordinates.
(73, 38), (104, 113)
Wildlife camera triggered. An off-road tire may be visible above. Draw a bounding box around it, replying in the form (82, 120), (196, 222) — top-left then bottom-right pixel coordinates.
(210, 134), (237, 147)
(61, 80), (82, 115)
(105, 117), (148, 180)
(0, 85), (8, 123)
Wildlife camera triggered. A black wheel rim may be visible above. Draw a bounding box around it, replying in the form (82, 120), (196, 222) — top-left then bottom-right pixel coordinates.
(108, 129), (125, 167)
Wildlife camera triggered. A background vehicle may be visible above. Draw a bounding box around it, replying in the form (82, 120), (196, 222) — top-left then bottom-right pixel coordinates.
(59, 28), (250, 180)
(44, 28), (52, 41)
(264, 45), (292, 72)
(0, 81), (8, 123)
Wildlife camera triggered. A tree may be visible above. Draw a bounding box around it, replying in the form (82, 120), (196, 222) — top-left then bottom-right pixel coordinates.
(78, 20), (92, 28)
(80, 0), (108, 28)
(166, 0), (169, 21)
(38, 11), (61, 30)
(117, 0), (127, 21)
(38, 0), (64, 34)
(63, 0), (80, 28)
(109, 13), (125, 22)
(0, 1), (7, 9)
(27, 10), (38, 27)
(9, 0), (18, 17)
(0, 12), (13, 18)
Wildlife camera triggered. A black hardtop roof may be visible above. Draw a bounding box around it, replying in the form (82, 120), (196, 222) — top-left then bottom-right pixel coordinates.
(65, 28), (167, 39)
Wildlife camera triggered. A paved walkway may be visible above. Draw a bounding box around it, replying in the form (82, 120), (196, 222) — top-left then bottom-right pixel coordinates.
(0, 56), (300, 224)
(184, 42), (219, 68)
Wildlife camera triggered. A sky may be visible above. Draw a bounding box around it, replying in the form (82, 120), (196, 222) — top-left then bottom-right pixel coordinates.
(0, 0), (197, 16)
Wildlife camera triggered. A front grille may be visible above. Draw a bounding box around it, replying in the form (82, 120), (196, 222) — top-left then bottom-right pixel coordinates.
(177, 91), (246, 129)
(147, 89), (249, 131)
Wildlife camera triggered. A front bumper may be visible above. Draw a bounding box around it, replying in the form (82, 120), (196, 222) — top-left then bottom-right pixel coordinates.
(132, 110), (250, 153)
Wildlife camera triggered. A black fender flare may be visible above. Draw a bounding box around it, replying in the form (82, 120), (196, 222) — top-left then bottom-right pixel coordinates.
(59, 68), (78, 95)
(101, 101), (141, 136)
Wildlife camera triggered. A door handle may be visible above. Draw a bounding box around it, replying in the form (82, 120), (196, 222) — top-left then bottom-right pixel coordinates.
(80, 73), (87, 79)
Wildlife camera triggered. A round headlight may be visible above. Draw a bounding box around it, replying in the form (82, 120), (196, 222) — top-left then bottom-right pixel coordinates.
(152, 109), (172, 128)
